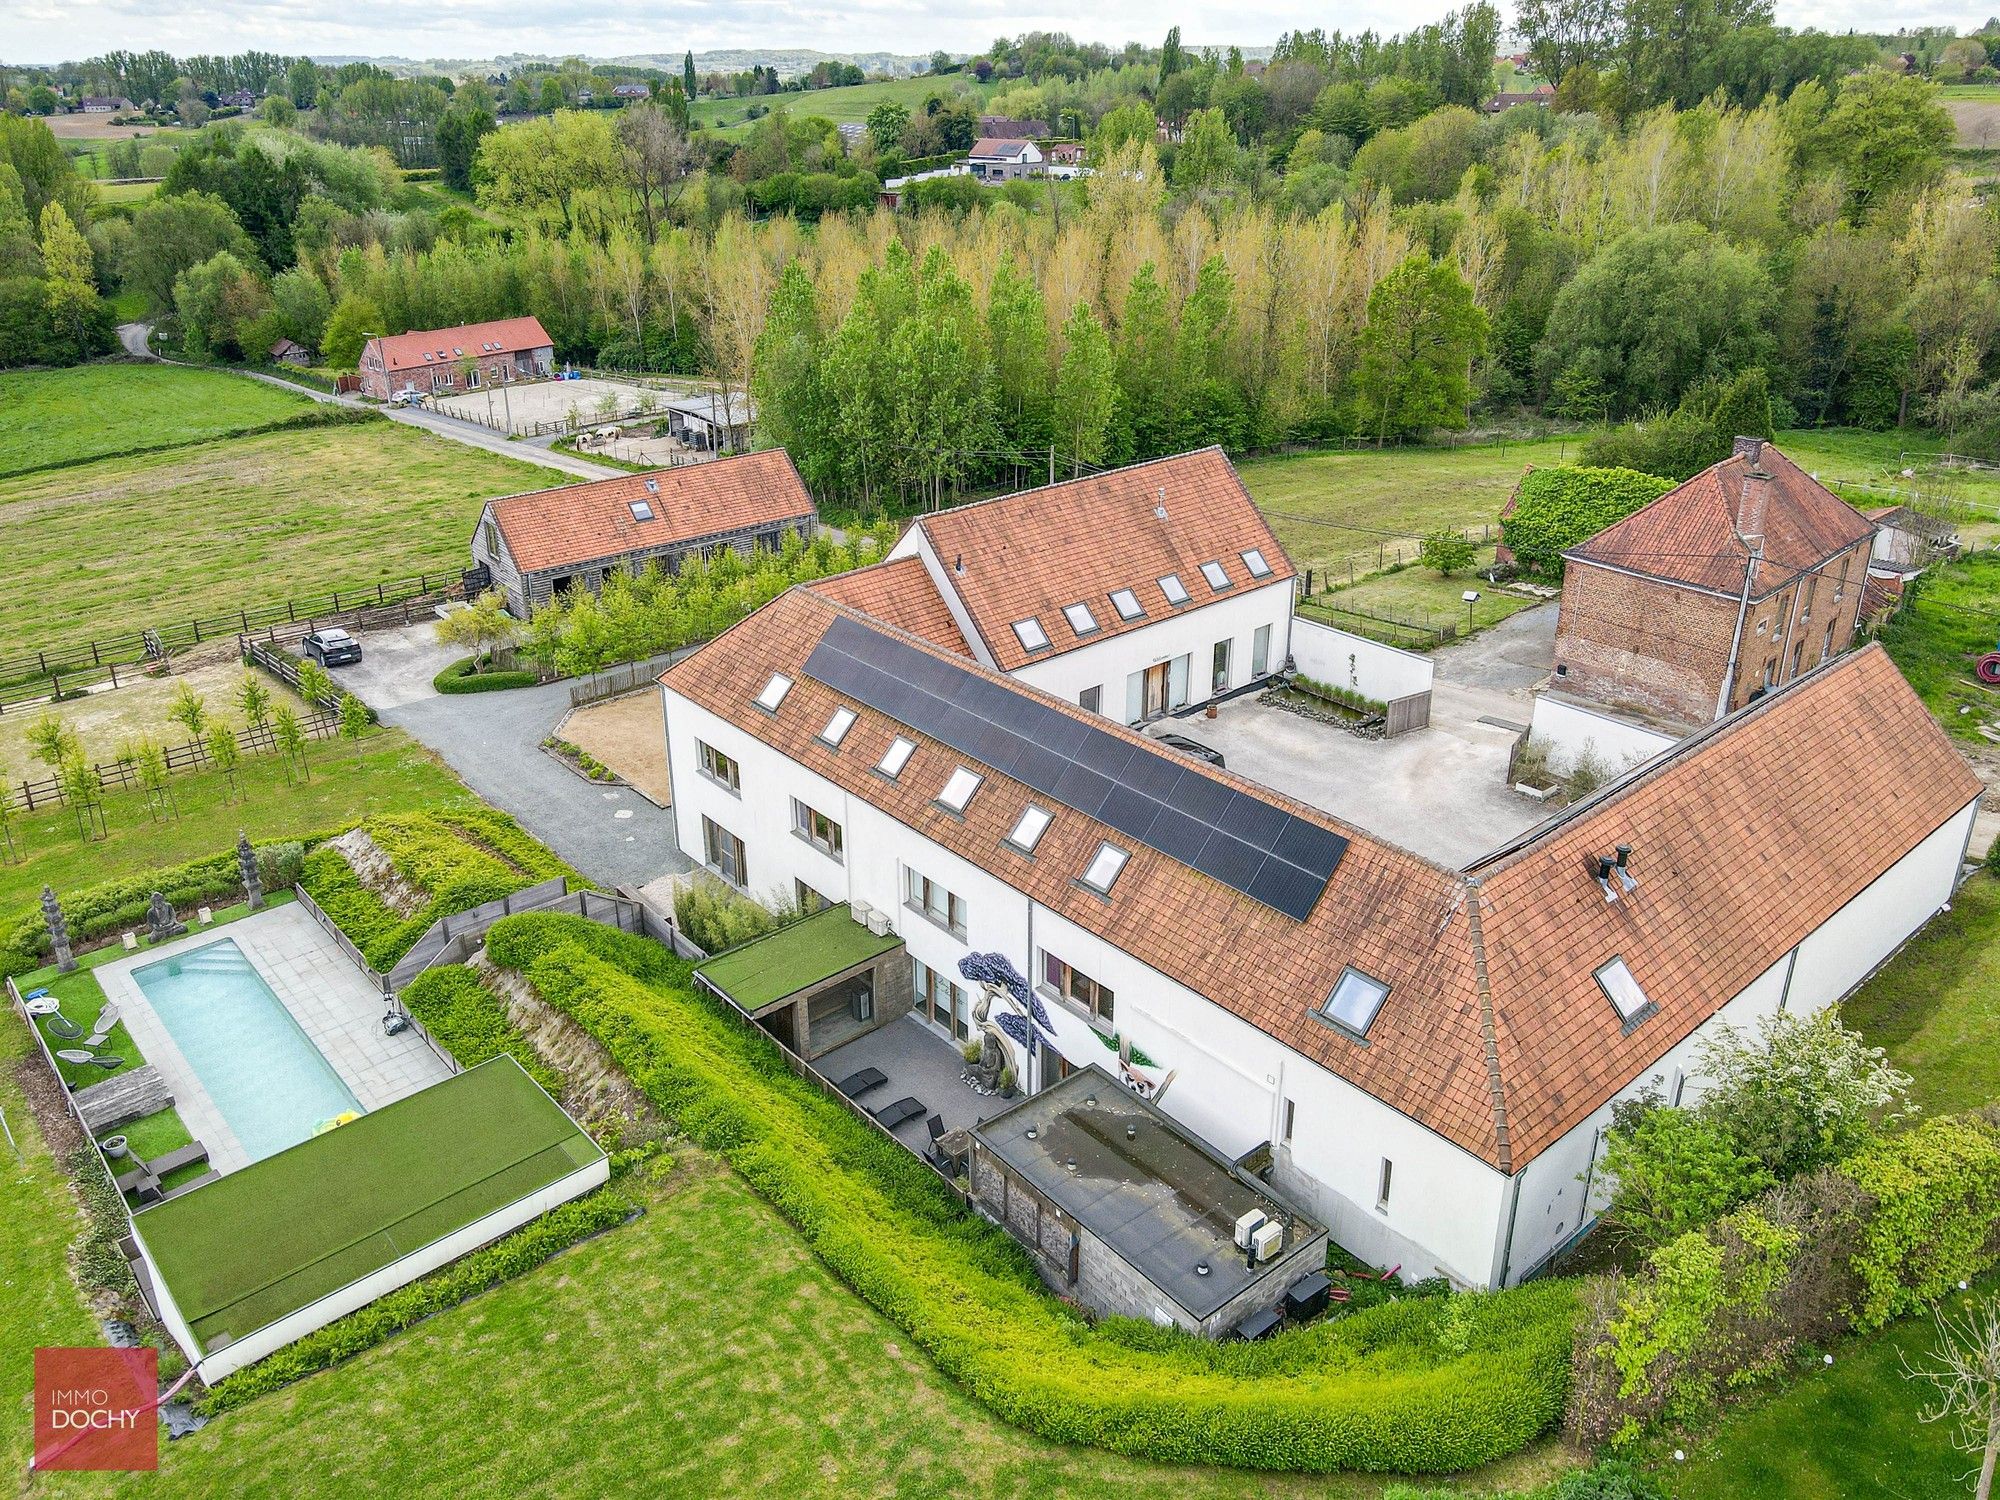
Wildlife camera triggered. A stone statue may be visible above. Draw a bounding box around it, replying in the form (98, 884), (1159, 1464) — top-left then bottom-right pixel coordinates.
(238, 832), (264, 910)
(41, 886), (76, 974)
(145, 891), (187, 944)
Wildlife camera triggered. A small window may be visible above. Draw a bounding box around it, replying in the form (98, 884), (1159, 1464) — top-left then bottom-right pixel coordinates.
(1321, 967), (1389, 1037)
(1158, 573), (1190, 606)
(644, 477), (659, 493)
(1080, 841), (1128, 895)
(452, 347), (463, 357)
(755, 673), (792, 712)
(938, 766), (983, 812)
(1595, 957), (1653, 1025)
(1007, 805), (1052, 853)
(1377, 1157), (1393, 1210)
(1241, 548), (1272, 579)
(697, 740), (740, 791)
(630, 500), (655, 521)
(819, 707), (857, 747)
(791, 798), (843, 860)
(1200, 560), (1231, 592)
(1013, 617), (1051, 652)
(1079, 685), (1102, 715)
(1109, 588), (1144, 621)
(878, 736), (916, 778)
(1063, 601), (1099, 637)
(1281, 1098), (1296, 1145)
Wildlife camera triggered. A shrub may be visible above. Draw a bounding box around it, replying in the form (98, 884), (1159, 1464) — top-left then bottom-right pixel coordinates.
(1499, 467), (1675, 576)
(1598, 1099), (1774, 1252)
(479, 911), (1580, 1474)
(1418, 528), (1477, 577)
(1292, 674), (1389, 715)
(193, 1187), (634, 1415)
(400, 965), (563, 1095)
(1581, 369), (1774, 483)
(672, 877), (780, 955)
(433, 656), (539, 694)
(1840, 1115), (2000, 1327)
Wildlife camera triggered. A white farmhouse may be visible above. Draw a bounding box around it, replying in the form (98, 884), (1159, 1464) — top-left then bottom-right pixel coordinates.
(654, 449), (1982, 1296)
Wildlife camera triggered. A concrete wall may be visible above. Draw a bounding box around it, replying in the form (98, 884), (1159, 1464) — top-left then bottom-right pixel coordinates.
(1290, 617), (1433, 704)
(1526, 693), (1677, 778)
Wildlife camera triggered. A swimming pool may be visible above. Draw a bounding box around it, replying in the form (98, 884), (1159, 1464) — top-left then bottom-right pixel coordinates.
(131, 938), (363, 1162)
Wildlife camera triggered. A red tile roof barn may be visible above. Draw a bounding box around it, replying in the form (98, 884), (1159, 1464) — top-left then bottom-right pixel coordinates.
(487, 451), (815, 573)
(914, 448), (1295, 670)
(370, 317), (554, 374)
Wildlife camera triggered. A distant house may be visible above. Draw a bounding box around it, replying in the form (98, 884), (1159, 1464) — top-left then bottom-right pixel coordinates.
(268, 338), (311, 367)
(837, 122), (868, 152)
(979, 115), (1051, 138)
(662, 391), (757, 454)
(576, 87), (594, 104)
(1047, 141), (1084, 165)
(77, 96), (134, 114)
(967, 138), (1044, 182)
(1484, 83), (1555, 113)
(610, 83), (650, 101)
(219, 89), (258, 108)
(468, 452), (818, 615)
(358, 316), (555, 402)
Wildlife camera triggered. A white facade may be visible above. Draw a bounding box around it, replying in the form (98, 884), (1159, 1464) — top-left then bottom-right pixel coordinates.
(1289, 617), (1433, 704)
(1526, 692), (1678, 778)
(662, 675), (1979, 1290)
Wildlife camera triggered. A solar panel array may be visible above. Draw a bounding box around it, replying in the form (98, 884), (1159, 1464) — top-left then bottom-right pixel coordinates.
(803, 616), (1348, 920)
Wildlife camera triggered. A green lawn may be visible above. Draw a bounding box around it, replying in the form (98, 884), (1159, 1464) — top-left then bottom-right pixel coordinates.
(691, 73), (994, 137)
(1308, 547), (1542, 640)
(1659, 1276), (1998, 1499)
(0, 417), (556, 648)
(0, 727), (474, 915)
(693, 904), (902, 1008)
(1842, 872), (2000, 1114)
(0, 364), (315, 478)
(1877, 550), (2000, 738)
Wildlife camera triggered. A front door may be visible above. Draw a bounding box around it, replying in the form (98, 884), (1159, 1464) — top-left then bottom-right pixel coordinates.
(1143, 662), (1169, 718)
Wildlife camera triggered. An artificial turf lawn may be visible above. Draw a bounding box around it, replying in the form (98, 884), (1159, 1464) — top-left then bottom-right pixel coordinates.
(0, 364), (314, 478)
(133, 1056), (602, 1351)
(692, 904), (902, 1011)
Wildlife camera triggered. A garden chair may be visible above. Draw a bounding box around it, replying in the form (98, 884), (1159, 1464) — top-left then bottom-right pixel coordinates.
(55, 1049), (124, 1071)
(83, 1003), (120, 1049)
(42, 1010), (85, 1041)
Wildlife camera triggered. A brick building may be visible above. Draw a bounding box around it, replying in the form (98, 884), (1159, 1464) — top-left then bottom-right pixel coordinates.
(358, 317), (555, 402)
(1552, 438), (1876, 727)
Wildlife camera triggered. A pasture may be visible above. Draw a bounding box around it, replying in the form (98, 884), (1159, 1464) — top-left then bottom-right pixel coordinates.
(0, 364), (315, 477)
(691, 73), (994, 137)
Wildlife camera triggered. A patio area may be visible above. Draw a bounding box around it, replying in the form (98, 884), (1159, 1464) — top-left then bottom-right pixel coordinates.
(816, 1013), (1000, 1147)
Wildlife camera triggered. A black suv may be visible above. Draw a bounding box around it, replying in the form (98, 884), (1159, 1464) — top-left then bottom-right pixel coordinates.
(301, 628), (361, 667)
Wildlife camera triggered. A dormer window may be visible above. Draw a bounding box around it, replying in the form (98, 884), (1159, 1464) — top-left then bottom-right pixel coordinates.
(1013, 618), (1050, 652)
(1319, 967), (1389, 1038)
(1080, 841), (1128, 895)
(1007, 804), (1052, 853)
(1595, 957), (1654, 1027)
(878, 736), (916, 778)
(1109, 588), (1144, 621)
(938, 766), (983, 813)
(630, 500), (654, 521)
(755, 673), (792, 712)
(819, 707), (857, 747)
(1241, 548), (1272, 579)
(1063, 602), (1099, 637)
(1158, 573), (1190, 606)
(1200, 560), (1231, 592)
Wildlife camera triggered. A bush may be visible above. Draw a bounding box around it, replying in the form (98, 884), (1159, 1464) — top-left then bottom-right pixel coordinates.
(1598, 1100), (1774, 1253)
(1840, 1114), (2000, 1326)
(1499, 467), (1676, 576)
(479, 911), (1580, 1474)
(1418, 528), (1477, 577)
(193, 1186), (634, 1415)
(672, 877), (780, 955)
(1583, 369), (1774, 483)
(1292, 674), (1389, 715)
(400, 964), (563, 1095)
(434, 656), (539, 694)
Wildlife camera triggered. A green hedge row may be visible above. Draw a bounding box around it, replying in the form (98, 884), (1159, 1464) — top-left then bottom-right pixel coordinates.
(2, 839), (309, 977)
(1842, 1114), (2000, 1326)
(483, 913), (1579, 1474)
(434, 656), (539, 694)
(1498, 467), (1675, 576)
(194, 1186), (636, 1416)
(401, 964), (563, 1096)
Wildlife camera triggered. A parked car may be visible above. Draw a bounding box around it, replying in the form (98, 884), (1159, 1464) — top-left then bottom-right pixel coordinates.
(1157, 733), (1225, 769)
(301, 628), (361, 667)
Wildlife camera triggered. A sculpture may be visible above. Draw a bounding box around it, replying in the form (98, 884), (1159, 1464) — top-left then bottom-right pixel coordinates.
(238, 831), (264, 911)
(145, 891), (187, 943)
(40, 886), (76, 974)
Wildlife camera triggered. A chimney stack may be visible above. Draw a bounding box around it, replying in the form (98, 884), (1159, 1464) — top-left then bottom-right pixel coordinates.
(1732, 435), (1765, 466)
(1736, 443), (1773, 550)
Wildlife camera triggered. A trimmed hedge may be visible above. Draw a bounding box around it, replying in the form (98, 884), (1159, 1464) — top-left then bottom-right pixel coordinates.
(483, 912), (1579, 1474)
(1841, 1114), (2000, 1326)
(401, 964), (563, 1096)
(193, 1186), (636, 1416)
(1498, 467), (1675, 576)
(434, 656), (539, 694)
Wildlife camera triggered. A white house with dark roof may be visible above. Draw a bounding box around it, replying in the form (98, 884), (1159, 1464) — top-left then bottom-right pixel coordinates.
(653, 451), (1982, 1307)
(966, 138), (1044, 181)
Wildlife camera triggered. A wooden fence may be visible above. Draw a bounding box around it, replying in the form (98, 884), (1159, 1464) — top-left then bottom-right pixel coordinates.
(1295, 597), (1457, 651)
(3, 710), (340, 815)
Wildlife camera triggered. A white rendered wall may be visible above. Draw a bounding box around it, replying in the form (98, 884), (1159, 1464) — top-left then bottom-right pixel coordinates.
(1527, 693), (1677, 777)
(1289, 617), (1433, 703)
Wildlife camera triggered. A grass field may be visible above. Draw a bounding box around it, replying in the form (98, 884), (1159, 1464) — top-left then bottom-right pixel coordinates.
(1310, 546), (1541, 637)
(0, 418), (555, 648)
(1842, 871), (2000, 1114)
(1877, 550), (2000, 738)
(0, 365), (314, 478)
(0, 726), (473, 915)
(691, 73), (993, 137)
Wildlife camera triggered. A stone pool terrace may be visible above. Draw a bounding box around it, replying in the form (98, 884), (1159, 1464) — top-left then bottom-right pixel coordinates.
(91, 904), (453, 1176)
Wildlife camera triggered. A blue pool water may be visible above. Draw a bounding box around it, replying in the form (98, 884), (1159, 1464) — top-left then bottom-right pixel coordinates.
(131, 938), (362, 1161)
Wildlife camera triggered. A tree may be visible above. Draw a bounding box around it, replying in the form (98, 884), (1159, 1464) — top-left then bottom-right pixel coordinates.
(684, 51), (698, 101)
(173, 250), (269, 359)
(1161, 25), (1186, 78)
(57, 749), (105, 842)
(475, 110), (621, 234)
(269, 266), (332, 353)
(1515, 0), (1619, 86)
(436, 589), (522, 667)
(25, 715), (80, 770)
(0, 761), (16, 863)
(1419, 528), (1477, 575)
(1356, 257), (1489, 440)
(338, 692), (370, 759)
(207, 723), (243, 800)
(164, 681), (207, 745)
(260, 94), (298, 127)
(119, 191), (257, 316)
(867, 102), (911, 154)
(321, 293), (381, 369)
(1599, 1097), (1774, 1250)
(237, 672), (273, 736)
(272, 702), (308, 782)
(436, 102), (496, 194)
(1052, 300), (1116, 473)
(1816, 70), (1954, 219)
(1905, 1293), (2000, 1500)
(286, 58), (321, 108)
(296, 658), (333, 709)
(35, 203), (109, 363)
(987, 259), (1049, 463)
(617, 103), (693, 243)
(1172, 109), (1239, 190)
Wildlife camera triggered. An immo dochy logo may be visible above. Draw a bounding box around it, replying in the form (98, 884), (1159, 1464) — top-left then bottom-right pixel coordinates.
(33, 1347), (158, 1472)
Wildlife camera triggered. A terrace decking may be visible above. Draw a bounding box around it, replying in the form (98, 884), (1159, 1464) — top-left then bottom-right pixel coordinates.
(73, 1064), (174, 1132)
(817, 1014), (995, 1142)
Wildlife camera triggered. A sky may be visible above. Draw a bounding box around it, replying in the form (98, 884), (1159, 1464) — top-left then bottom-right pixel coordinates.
(7, 0), (1985, 69)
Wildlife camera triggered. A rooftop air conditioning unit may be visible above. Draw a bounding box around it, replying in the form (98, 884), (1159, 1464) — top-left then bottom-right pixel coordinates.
(865, 909), (891, 938)
(849, 900), (873, 925)
(1251, 1220), (1285, 1263)
(1233, 1209), (1269, 1251)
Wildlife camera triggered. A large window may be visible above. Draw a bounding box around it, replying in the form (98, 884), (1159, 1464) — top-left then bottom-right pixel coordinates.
(905, 867), (967, 938)
(913, 958), (972, 1041)
(702, 815), (746, 886)
(791, 798), (843, 861)
(1212, 638), (1232, 695)
(1252, 623), (1272, 678)
(697, 740), (740, 792)
(1042, 951), (1115, 1025)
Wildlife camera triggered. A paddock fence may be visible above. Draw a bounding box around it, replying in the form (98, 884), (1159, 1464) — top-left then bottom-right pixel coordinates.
(3, 710), (341, 816)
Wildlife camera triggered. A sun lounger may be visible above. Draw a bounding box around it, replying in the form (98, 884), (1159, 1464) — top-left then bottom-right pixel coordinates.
(872, 1095), (925, 1131)
(145, 1142), (209, 1177)
(837, 1067), (887, 1098)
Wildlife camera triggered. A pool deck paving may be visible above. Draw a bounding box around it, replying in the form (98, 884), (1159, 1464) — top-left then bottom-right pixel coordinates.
(93, 905), (452, 1176)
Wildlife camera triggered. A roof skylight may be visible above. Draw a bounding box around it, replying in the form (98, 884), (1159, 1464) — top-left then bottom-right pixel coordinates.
(1595, 958), (1652, 1025)
(1321, 968), (1389, 1036)
(877, 736), (916, 778)
(1109, 588), (1144, 620)
(820, 707), (857, 746)
(629, 500), (654, 521)
(938, 766), (983, 813)
(1063, 602), (1099, 637)
(1013, 618), (1051, 652)
(1241, 548), (1272, 578)
(1080, 842), (1129, 894)
(1200, 560), (1231, 592)
(755, 673), (792, 711)
(1007, 805), (1052, 853)
(1158, 573), (1190, 606)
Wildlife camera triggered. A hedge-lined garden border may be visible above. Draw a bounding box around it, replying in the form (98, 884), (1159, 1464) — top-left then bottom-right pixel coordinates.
(434, 656), (539, 694)
(401, 965), (563, 1096)
(484, 912), (1579, 1475)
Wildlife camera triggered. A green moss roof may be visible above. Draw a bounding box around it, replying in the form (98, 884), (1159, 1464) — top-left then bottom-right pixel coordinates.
(133, 1056), (602, 1352)
(694, 907), (902, 1012)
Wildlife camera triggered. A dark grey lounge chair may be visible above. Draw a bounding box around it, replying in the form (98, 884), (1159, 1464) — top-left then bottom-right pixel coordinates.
(872, 1096), (924, 1130)
(145, 1142), (209, 1177)
(837, 1067), (887, 1098)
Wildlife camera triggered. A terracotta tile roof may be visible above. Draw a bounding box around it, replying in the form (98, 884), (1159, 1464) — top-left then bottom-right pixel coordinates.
(1566, 444), (1875, 598)
(370, 317), (553, 374)
(916, 449), (1295, 671)
(486, 452), (815, 574)
(663, 590), (1980, 1170)
(808, 557), (971, 656)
